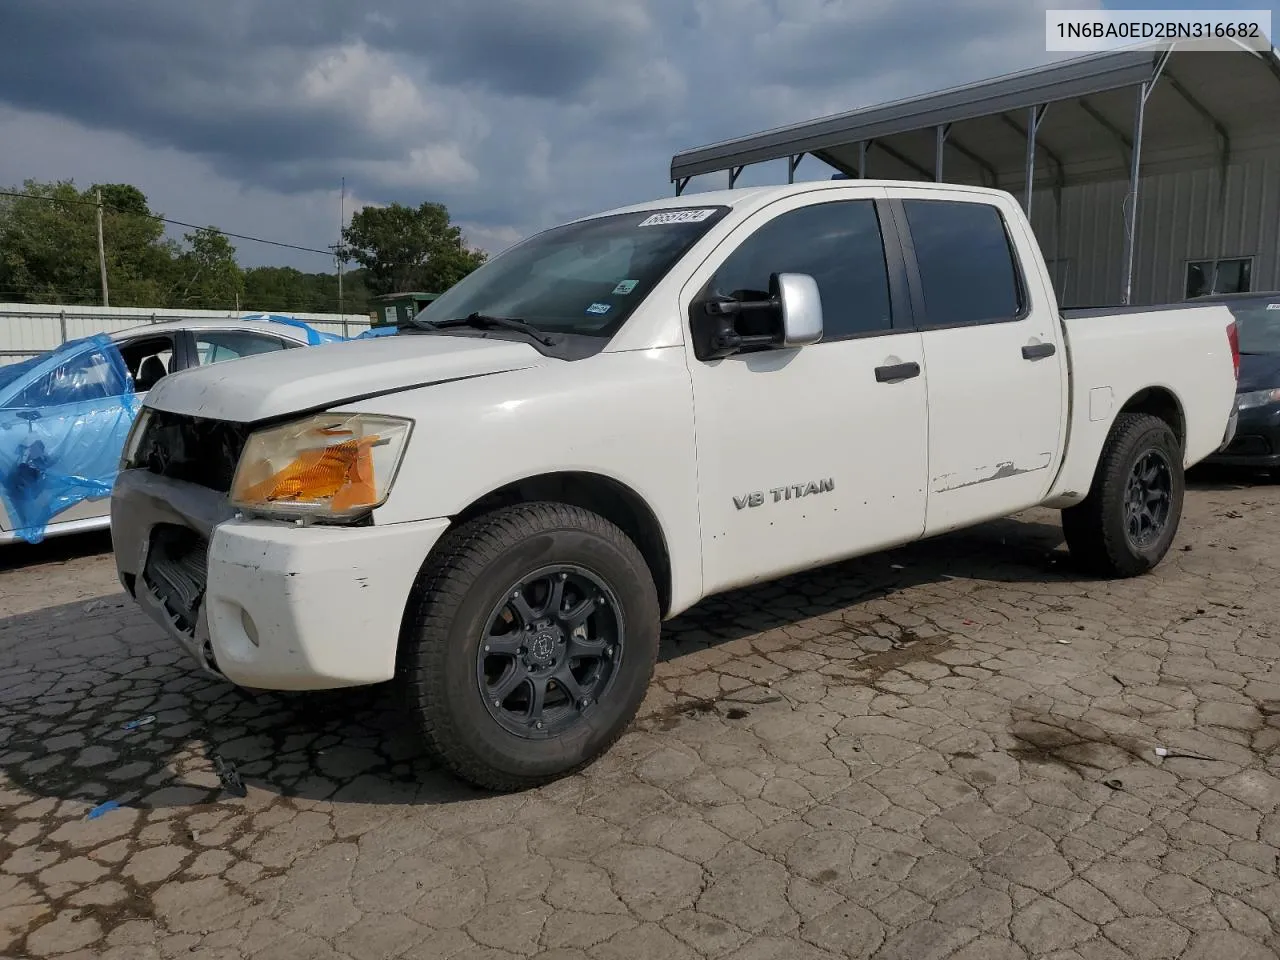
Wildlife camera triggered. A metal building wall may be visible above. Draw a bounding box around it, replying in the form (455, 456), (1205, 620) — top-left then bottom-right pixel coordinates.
(1029, 146), (1280, 308)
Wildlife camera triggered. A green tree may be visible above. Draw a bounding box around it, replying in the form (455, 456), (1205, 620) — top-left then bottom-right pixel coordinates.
(0, 179), (176, 306)
(174, 227), (244, 309)
(341, 201), (486, 297)
(96, 182), (179, 305)
(242, 265), (369, 315)
(0, 178), (382, 317)
(0, 180), (98, 303)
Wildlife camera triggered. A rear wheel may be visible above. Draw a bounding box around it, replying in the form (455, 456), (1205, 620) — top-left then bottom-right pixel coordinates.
(1062, 413), (1184, 578)
(398, 502), (660, 791)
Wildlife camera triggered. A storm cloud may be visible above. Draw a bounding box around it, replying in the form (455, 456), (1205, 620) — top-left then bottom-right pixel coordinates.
(0, 0), (1093, 270)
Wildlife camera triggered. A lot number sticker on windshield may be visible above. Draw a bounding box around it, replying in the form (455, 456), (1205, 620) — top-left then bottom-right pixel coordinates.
(613, 280), (638, 295)
(1267, 303), (1280, 310)
(638, 209), (716, 227)
(586, 302), (612, 315)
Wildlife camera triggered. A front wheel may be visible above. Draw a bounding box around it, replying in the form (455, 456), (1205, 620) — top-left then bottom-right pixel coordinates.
(398, 502), (660, 791)
(1062, 413), (1184, 578)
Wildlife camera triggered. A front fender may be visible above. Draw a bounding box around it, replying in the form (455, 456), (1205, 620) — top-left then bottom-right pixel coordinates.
(345, 347), (705, 615)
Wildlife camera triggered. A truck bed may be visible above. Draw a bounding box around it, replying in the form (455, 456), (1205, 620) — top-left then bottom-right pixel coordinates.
(1044, 301), (1239, 506)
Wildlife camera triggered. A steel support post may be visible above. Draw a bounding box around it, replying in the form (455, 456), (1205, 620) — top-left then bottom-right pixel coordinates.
(1024, 105), (1048, 216)
(787, 154), (804, 183)
(1122, 84), (1148, 305)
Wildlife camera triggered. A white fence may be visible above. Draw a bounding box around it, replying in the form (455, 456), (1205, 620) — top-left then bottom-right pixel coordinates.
(0, 303), (372, 364)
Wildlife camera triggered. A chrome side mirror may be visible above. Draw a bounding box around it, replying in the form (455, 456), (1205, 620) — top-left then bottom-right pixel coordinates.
(691, 271), (824, 361)
(773, 273), (823, 348)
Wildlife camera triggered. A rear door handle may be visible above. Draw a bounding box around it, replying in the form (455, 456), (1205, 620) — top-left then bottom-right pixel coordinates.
(1022, 342), (1057, 360)
(874, 361), (921, 383)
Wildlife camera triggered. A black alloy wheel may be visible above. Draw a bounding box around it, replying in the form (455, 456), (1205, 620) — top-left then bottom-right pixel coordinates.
(477, 565), (623, 739)
(1122, 449), (1174, 549)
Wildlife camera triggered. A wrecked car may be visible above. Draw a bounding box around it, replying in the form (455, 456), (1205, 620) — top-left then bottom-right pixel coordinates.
(0, 317), (329, 544)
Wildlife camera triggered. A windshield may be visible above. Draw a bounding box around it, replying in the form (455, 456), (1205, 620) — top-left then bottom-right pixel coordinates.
(416, 206), (731, 337)
(0, 355), (42, 396)
(1226, 298), (1280, 354)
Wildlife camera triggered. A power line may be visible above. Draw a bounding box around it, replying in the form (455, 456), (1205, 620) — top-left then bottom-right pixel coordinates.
(0, 188), (337, 257)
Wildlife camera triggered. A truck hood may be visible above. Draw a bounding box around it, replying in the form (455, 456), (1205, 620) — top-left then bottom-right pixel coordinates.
(144, 333), (547, 423)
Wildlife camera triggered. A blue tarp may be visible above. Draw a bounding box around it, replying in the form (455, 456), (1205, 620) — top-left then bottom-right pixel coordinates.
(0, 335), (140, 544)
(352, 325), (398, 339)
(240, 313), (346, 345)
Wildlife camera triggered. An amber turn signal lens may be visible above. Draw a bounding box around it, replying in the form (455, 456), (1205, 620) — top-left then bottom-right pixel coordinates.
(230, 413), (413, 520)
(238, 435), (379, 512)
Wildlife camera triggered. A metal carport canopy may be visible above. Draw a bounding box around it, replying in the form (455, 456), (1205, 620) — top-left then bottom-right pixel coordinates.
(668, 40), (1280, 303)
(671, 48), (1163, 180)
(669, 42), (1280, 186)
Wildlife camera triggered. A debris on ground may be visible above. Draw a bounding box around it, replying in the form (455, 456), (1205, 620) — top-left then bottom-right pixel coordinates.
(212, 754), (247, 798)
(86, 800), (120, 820)
(121, 714), (156, 731)
(1154, 746), (1216, 761)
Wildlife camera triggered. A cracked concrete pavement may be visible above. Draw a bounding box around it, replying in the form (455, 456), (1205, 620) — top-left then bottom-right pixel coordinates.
(2, 473), (1279, 959)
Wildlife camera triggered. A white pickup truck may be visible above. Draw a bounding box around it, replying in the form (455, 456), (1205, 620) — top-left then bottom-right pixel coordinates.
(112, 180), (1240, 791)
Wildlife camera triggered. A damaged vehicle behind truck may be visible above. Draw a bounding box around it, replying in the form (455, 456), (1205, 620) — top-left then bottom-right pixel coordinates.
(112, 180), (1240, 791)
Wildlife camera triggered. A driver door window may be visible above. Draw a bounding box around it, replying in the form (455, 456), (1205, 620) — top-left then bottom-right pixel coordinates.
(117, 336), (177, 393)
(706, 200), (895, 340)
(11, 348), (130, 407)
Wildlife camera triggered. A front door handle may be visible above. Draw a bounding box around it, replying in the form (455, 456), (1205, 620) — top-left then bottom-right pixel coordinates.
(875, 361), (921, 383)
(1022, 342), (1057, 360)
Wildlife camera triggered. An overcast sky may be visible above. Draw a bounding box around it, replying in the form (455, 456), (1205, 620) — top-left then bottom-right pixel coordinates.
(2, 0), (1241, 279)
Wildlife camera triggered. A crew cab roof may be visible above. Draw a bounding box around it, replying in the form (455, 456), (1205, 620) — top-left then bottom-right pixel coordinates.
(579, 179), (1018, 226)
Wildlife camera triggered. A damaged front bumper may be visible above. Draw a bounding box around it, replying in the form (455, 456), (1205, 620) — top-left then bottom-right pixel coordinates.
(112, 468), (450, 690)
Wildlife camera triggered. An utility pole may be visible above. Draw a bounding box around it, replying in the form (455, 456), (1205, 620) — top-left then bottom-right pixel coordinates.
(95, 188), (110, 306)
(337, 177), (345, 314)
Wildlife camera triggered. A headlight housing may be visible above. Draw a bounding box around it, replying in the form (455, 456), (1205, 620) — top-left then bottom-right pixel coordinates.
(120, 406), (154, 469)
(1237, 388), (1280, 411)
(230, 413), (412, 520)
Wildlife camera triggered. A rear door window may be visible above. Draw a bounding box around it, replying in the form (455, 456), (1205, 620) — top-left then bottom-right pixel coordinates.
(194, 331), (292, 365)
(903, 199), (1025, 327)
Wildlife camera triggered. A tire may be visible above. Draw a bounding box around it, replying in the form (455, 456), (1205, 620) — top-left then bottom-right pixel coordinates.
(1061, 413), (1184, 578)
(398, 502), (660, 792)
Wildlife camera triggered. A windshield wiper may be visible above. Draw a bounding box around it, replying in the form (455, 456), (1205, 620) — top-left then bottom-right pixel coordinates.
(416, 312), (557, 345)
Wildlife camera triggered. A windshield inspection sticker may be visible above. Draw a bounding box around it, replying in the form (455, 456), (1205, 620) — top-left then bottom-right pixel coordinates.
(638, 209), (716, 227)
(586, 302), (612, 315)
(613, 279), (638, 295)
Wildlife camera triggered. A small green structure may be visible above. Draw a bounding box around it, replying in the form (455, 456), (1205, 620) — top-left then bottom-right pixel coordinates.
(368, 291), (440, 327)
